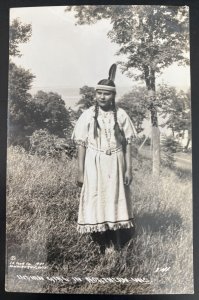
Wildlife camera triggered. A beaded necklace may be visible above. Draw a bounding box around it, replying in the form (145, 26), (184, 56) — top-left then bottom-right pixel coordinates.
(101, 116), (112, 155)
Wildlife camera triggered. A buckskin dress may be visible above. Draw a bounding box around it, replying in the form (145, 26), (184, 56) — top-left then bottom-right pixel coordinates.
(72, 106), (137, 233)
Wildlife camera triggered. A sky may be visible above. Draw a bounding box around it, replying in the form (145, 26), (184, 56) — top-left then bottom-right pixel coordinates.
(10, 6), (191, 92)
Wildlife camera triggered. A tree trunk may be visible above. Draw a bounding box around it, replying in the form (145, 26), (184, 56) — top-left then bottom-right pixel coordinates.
(144, 67), (160, 176)
(148, 89), (160, 177)
(152, 124), (160, 176)
(185, 129), (191, 151)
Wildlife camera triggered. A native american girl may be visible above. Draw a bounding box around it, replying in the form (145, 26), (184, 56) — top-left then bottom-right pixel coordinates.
(72, 65), (137, 249)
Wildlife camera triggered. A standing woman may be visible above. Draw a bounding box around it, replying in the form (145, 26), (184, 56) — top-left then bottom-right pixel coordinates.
(72, 65), (137, 251)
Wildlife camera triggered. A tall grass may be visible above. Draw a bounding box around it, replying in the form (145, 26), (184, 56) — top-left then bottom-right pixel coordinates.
(6, 146), (193, 294)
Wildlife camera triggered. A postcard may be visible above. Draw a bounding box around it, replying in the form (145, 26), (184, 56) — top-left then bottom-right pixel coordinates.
(5, 5), (193, 294)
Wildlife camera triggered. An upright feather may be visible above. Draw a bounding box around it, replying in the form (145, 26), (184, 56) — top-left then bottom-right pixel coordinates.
(108, 64), (117, 82)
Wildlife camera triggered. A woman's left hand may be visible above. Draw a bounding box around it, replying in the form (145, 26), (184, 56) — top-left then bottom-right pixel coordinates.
(124, 169), (132, 186)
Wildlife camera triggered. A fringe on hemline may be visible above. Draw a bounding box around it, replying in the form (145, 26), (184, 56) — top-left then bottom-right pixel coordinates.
(77, 220), (134, 234)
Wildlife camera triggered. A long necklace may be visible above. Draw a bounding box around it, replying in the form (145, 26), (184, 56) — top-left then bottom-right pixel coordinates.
(102, 117), (112, 155)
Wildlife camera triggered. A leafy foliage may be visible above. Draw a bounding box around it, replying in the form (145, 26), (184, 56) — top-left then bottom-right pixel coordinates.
(8, 18), (35, 147)
(66, 5), (189, 88)
(161, 134), (183, 153)
(157, 85), (191, 136)
(8, 65), (72, 148)
(77, 86), (96, 110)
(8, 62), (35, 148)
(117, 86), (148, 133)
(161, 134), (183, 168)
(30, 91), (72, 137)
(29, 129), (76, 159)
(8, 62), (34, 107)
(9, 18), (32, 57)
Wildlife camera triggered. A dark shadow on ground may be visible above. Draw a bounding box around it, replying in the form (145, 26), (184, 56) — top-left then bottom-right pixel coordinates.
(91, 226), (136, 253)
(135, 211), (184, 234)
(46, 234), (65, 268)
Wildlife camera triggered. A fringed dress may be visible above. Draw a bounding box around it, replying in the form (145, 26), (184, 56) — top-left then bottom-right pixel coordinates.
(72, 106), (137, 233)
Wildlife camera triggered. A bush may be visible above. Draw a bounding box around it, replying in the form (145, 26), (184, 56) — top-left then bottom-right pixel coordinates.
(161, 135), (183, 168)
(29, 129), (76, 159)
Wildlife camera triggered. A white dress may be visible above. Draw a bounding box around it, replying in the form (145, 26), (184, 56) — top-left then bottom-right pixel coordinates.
(72, 106), (137, 233)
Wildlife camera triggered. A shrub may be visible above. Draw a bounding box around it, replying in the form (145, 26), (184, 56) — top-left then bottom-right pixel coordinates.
(29, 129), (76, 159)
(161, 135), (182, 168)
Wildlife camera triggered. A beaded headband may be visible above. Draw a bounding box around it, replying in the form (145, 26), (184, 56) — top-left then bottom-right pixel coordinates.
(95, 85), (116, 92)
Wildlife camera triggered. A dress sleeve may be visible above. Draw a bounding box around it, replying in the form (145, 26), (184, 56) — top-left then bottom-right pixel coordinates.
(71, 109), (91, 146)
(120, 109), (137, 144)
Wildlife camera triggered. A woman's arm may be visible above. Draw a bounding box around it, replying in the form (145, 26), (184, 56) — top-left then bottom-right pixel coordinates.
(77, 145), (86, 185)
(124, 143), (132, 185)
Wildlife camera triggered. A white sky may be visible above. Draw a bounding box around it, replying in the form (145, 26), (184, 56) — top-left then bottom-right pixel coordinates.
(10, 6), (190, 91)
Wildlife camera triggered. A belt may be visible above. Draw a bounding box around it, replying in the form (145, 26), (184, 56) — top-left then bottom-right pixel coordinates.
(87, 144), (123, 155)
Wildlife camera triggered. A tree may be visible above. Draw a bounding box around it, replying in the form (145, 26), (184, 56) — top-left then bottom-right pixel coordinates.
(9, 18), (32, 57)
(157, 84), (191, 149)
(8, 62), (35, 147)
(117, 86), (148, 133)
(8, 62), (34, 107)
(160, 134), (182, 169)
(30, 91), (72, 137)
(69, 85), (96, 122)
(8, 19), (34, 147)
(77, 86), (96, 110)
(183, 89), (191, 150)
(66, 5), (189, 176)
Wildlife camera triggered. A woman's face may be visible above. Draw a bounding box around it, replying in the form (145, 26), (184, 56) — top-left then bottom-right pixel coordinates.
(96, 89), (115, 110)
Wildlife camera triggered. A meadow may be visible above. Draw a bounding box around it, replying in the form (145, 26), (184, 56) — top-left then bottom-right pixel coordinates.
(6, 146), (193, 294)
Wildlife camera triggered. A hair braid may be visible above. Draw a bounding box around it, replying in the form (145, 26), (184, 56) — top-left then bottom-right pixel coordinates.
(112, 99), (117, 126)
(93, 101), (100, 138)
(112, 99), (125, 145)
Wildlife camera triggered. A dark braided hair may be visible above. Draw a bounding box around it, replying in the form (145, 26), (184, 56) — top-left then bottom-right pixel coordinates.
(112, 97), (125, 145)
(94, 79), (125, 145)
(93, 100), (100, 138)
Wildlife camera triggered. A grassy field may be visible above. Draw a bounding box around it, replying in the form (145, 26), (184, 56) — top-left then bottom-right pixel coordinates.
(5, 146), (193, 294)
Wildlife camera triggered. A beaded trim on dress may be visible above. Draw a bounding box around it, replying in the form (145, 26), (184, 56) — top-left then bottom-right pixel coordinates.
(77, 219), (135, 233)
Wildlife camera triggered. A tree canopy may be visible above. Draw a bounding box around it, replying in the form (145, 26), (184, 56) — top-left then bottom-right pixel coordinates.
(77, 86), (96, 110)
(157, 84), (191, 137)
(9, 18), (32, 57)
(31, 91), (71, 137)
(8, 63), (35, 147)
(66, 5), (189, 90)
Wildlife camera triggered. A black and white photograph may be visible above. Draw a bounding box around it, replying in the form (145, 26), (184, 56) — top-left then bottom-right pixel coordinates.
(5, 5), (193, 294)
